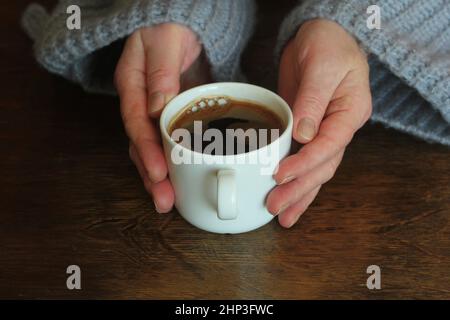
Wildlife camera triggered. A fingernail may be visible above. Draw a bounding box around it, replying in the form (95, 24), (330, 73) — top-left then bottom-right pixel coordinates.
(148, 92), (165, 115)
(297, 118), (316, 141)
(278, 175), (295, 185)
(274, 203), (290, 216)
(287, 215), (300, 228)
(154, 200), (162, 214)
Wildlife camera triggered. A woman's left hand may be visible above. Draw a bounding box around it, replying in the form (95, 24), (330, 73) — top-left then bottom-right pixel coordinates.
(267, 19), (372, 228)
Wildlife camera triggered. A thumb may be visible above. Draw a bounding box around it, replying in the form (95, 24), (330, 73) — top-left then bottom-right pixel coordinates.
(292, 62), (342, 144)
(145, 32), (185, 118)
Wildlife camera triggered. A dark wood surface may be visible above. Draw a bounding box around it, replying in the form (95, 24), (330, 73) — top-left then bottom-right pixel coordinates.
(1, 1), (450, 299)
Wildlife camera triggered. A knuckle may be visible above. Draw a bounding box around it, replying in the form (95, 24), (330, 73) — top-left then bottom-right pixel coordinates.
(322, 130), (347, 152)
(298, 147), (320, 169)
(135, 134), (154, 148)
(329, 95), (353, 114)
(147, 68), (174, 85)
(298, 93), (325, 115)
(146, 67), (180, 94)
(325, 158), (339, 182)
(297, 177), (312, 197)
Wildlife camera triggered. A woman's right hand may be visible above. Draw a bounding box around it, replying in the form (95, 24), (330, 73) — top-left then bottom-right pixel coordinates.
(115, 23), (209, 213)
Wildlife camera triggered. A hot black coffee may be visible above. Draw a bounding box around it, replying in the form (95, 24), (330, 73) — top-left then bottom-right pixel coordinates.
(168, 97), (284, 155)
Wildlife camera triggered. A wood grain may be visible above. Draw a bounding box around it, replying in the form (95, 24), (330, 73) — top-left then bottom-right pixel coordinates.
(0, 0), (449, 299)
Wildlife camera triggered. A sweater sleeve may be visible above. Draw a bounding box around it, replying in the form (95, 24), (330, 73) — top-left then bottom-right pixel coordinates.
(277, 0), (450, 146)
(21, 0), (256, 94)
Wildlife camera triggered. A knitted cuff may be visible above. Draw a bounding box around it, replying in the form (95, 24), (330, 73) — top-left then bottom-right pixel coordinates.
(276, 0), (450, 123)
(22, 0), (256, 94)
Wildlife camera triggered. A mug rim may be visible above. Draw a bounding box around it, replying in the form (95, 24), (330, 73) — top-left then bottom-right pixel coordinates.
(160, 82), (293, 160)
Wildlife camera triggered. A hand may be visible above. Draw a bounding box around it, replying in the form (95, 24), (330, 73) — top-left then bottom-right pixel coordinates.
(115, 23), (210, 213)
(267, 19), (372, 228)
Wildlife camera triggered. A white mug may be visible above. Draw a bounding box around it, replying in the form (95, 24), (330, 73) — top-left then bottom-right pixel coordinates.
(160, 83), (293, 234)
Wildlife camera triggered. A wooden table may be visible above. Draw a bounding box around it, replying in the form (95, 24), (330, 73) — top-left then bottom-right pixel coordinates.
(1, 1), (449, 299)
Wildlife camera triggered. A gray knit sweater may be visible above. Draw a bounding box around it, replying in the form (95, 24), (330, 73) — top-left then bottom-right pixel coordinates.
(22, 0), (450, 146)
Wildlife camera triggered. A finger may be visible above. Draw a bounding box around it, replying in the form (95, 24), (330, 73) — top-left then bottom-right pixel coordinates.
(278, 186), (321, 228)
(292, 55), (348, 143)
(274, 82), (370, 185)
(130, 144), (174, 213)
(143, 25), (190, 117)
(267, 150), (344, 215)
(116, 34), (168, 184)
(150, 179), (175, 214)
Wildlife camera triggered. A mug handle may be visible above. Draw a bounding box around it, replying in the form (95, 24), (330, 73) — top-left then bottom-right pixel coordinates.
(217, 169), (237, 220)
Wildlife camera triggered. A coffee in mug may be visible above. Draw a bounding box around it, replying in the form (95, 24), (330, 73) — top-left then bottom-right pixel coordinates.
(160, 83), (293, 234)
(168, 97), (285, 155)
